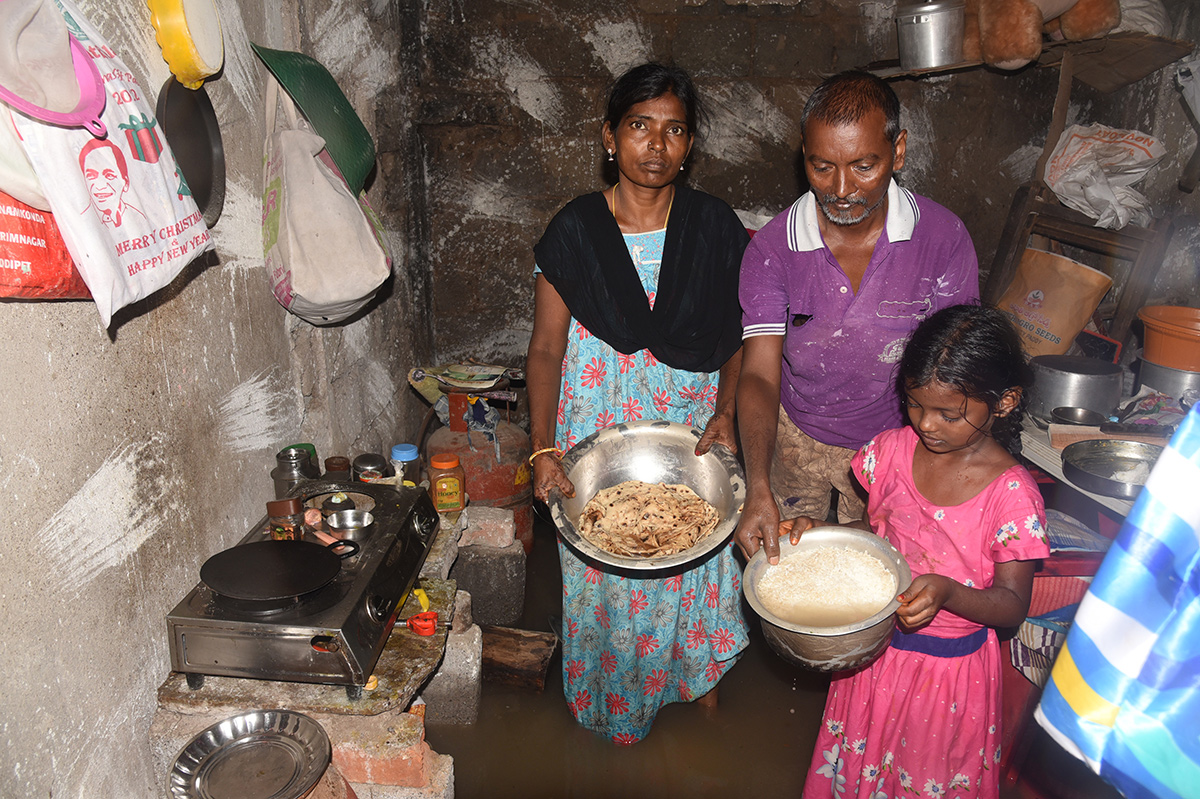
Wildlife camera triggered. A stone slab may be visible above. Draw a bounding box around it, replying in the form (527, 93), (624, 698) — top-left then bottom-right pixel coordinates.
(420, 512), (462, 580)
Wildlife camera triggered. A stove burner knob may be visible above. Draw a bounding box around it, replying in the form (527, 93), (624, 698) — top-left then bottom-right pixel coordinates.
(366, 594), (391, 622)
(310, 635), (340, 654)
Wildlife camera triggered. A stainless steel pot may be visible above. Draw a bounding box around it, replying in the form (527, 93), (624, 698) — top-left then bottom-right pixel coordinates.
(1136, 359), (1200, 401)
(1028, 355), (1124, 424)
(742, 527), (912, 672)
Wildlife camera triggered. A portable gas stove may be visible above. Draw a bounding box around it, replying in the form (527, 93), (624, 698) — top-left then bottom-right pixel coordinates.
(167, 481), (439, 699)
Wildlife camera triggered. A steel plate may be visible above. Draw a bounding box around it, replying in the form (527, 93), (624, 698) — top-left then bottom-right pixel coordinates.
(547, 420), (745, 572)
(1061, 439), (1164, 500)
(169, 709), (330, 799)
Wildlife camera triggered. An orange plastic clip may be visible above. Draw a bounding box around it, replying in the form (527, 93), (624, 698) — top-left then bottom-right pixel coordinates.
(405, 611), (438, 636)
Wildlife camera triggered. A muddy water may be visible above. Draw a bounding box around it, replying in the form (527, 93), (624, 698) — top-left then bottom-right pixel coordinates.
(425, 516), (1115, 799)
(425, 516), (829, 798)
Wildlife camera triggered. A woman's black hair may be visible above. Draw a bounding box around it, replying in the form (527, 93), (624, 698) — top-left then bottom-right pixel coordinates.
(897, 303), (1033, 453)
(604, 63), (704, 137)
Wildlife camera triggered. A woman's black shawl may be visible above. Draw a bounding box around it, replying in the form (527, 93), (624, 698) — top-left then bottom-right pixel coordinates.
(533, 184), (749, 373)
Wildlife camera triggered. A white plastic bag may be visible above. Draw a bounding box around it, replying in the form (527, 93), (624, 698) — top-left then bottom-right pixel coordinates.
(1045, 124), (1166, 230)
(9, 0), (211, 326)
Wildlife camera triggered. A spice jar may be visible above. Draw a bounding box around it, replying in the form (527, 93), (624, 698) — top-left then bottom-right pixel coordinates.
(266, 497), (305, 540)
(427, 453), (466, 513)
(390, 443), (421, 485)
(323, 456), (351, 480)
(352, 453), (392, 483)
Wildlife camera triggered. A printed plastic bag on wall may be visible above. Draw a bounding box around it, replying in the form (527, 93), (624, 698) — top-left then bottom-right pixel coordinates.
(1045, 124), (1166, 230)
(8, 0), (211, 326)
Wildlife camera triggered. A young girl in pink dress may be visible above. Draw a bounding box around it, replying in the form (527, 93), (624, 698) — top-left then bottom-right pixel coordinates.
(787, 304), (1051, 798)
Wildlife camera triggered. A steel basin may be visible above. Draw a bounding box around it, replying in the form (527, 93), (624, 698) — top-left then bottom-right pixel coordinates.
(743, 526), (912, 672)
(547, 420), (745, 572)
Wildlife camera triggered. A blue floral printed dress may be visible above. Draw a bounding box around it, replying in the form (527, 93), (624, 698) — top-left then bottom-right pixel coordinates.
(539, 227), (750, 744)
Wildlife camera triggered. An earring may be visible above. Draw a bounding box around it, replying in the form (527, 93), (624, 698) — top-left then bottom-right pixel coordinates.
(607, 150), (614, 161)
(679, 163), (685, 172)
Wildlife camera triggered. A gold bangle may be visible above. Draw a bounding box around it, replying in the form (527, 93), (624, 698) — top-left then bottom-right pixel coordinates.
(528, 447), (562, 466)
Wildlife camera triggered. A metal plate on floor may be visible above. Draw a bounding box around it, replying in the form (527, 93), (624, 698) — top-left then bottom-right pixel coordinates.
(169, 709), (330, 799)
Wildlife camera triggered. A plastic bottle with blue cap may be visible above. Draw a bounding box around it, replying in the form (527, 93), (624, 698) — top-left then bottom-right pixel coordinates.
(391, 443), (421, 486)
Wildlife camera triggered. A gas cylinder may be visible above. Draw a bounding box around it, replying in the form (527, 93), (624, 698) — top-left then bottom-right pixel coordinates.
(427, 392), (534, 553)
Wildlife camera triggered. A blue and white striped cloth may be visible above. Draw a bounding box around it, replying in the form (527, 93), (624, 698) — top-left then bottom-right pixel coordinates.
(1036, 403), (1200, 799)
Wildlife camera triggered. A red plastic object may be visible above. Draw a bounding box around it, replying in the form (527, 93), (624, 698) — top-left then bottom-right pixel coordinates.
(427, 392), (534, 553)
(405, 611), (438, 636)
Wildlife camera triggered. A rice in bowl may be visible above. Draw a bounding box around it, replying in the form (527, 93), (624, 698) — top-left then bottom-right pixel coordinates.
(756, 544), (898, 628)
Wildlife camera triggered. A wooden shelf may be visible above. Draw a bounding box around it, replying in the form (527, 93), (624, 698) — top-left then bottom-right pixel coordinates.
(868, 31), (1194, 93)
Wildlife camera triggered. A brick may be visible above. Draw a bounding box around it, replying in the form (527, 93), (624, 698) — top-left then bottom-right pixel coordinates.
(448, 541), (526, 626)
(417, 623), (483, 725)
(459, 505), (515, 548)
(309, 765), (358, 799)
(316, 710), (431, 787)
(348, 752), (454, 799)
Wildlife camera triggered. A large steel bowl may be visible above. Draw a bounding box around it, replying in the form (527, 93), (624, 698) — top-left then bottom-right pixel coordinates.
(743, 526), (912, 672)
(547, 420), (745, 571)
(1061, 439), (1163, 499)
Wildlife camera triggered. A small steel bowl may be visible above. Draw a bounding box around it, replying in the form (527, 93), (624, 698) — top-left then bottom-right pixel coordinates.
(325, 509), (375, 541)
(743, 526), (912, 672)
(547, 420), (745, 572)
(1051, 406), (1108, 426)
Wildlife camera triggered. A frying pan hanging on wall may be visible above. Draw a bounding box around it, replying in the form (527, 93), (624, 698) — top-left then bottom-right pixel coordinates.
(156, 76), (225, 227)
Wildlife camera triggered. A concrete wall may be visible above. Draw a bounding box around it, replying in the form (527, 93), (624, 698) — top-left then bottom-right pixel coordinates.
(0, 0), (428, 796)
(417, 0), (1199, 367)
(3, 0), (1199, 796)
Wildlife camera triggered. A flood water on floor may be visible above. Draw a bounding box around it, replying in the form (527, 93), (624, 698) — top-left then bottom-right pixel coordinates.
(425, 514), (1120, 799)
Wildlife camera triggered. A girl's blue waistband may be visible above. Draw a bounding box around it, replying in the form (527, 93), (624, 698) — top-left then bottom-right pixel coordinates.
(890, 626), (988, 658)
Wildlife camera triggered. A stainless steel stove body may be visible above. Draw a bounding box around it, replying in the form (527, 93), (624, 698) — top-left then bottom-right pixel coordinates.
(167, 481), (438, 688)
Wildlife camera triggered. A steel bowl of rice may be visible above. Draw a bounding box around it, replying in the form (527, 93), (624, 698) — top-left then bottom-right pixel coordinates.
(743, 526), (912, 672)
(547, 420), (745, 572)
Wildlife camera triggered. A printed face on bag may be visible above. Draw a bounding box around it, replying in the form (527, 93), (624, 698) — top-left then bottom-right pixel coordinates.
(78, 139), (146, 229)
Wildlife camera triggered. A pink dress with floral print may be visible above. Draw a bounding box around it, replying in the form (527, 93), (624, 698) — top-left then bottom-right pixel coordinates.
(801, 426), (1049, 799)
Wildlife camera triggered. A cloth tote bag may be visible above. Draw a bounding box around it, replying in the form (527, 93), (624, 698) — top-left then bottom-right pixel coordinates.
(260, 76), (390, 326)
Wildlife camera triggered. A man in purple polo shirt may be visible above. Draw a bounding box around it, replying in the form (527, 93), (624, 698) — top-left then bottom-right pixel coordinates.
(735, 71), (978, 564)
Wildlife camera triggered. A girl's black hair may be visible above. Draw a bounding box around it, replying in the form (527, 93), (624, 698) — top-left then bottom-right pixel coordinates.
(897, 303), (1033, 453)
(604, 63), (704, 138)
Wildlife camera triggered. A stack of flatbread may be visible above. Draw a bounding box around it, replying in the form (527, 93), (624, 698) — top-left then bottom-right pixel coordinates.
(577, 480), (719, 558)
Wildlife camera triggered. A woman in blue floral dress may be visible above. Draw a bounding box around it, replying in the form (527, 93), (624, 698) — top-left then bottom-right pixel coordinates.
(526, 63), (751, 744)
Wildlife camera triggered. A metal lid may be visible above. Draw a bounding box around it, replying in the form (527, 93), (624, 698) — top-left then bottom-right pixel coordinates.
(896, 0), (964, 14)
(266, 497), (303, 516)
(1030, 354), (1123, 376)
(429, 453), (460, 469)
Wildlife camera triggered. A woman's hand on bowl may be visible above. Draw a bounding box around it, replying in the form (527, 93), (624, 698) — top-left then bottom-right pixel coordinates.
(695, 412), (737, 456)
(532, 454), (576, 503)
